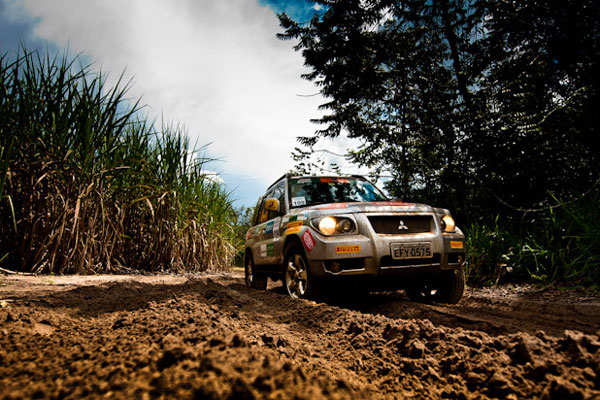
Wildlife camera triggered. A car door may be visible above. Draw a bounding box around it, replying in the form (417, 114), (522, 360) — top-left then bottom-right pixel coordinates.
(264, 182), (286, 265)
(254, 181), (286, 267)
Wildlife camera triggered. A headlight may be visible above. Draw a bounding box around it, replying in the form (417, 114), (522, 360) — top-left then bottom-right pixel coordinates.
(441, 215), (456, 233)
(315, 217), (355, 235)
(337, 219), (353, 233)
(318, 217), (337, 235)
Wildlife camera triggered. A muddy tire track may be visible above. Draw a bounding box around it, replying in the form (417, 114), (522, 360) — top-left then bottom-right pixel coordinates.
(1, 273), (599, 399)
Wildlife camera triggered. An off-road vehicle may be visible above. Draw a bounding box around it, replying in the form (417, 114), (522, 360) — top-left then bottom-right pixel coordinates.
(244, 174), (466, 303)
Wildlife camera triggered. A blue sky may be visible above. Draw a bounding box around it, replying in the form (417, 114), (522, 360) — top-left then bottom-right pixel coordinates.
(0, 0), (362, 208)
(259, 0), (326, 20)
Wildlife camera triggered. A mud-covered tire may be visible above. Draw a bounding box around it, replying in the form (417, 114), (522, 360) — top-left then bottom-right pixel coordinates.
(283, 242), (321, 300)
(405, 282), (438, 303)
(406, 268), (465, 304)
(436, 268), (465, 304)
(245, 254), (267, 290)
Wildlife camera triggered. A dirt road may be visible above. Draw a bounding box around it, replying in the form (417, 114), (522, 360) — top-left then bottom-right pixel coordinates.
(1, 272), (599, 399)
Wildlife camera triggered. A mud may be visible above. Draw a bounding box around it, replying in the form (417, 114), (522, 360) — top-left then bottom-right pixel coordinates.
(1, 272), (599, 399)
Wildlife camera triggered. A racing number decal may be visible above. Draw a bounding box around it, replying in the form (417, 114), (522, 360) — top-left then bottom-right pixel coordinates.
(302, 230), (315, 252)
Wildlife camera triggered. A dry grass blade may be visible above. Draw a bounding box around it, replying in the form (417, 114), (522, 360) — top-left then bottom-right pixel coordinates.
(0, 47), (236, 274)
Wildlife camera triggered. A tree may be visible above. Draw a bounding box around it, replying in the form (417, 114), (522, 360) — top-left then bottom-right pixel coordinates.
(472, 0), (600, 212)
(232, 205), (255, 266)
(279, 0), (599, 219)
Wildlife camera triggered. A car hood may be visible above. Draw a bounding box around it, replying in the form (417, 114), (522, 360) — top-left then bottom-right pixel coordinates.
(290, 201), (437, 218)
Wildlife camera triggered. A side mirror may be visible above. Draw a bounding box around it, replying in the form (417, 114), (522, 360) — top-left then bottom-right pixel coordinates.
(264, 198), (279, 212)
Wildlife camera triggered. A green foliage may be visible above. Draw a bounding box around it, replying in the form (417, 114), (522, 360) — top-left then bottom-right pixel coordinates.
(231, 206), (255, 267)
(279, 0), (599, 288)
(464, 216), (518, 285)
(466, 192), (600, 287)
(278, 0), (599, 215)
(0, 48), (236, 274)
(0, 133), (13, 199)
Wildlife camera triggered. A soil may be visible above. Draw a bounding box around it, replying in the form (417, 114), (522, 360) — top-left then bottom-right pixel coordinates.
(1, 271), (599, 399)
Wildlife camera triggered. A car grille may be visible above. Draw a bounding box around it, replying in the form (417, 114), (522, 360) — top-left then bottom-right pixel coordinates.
(367, 215), (433, 234)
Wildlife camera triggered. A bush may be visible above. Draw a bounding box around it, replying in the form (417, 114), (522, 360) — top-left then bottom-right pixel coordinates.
(465, 191), (600, 288)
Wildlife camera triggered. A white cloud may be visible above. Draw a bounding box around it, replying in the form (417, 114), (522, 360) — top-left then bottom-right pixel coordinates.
(201, 170), (225, 186)
(303, 135), (374, 176)
(8, 0), (324, 189)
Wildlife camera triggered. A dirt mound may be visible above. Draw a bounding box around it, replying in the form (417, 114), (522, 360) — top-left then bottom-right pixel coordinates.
(1, 273), (599, 399)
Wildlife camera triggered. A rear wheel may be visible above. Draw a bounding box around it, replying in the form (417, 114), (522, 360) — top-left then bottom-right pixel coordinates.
(283, 242), (321, 300)
(245, 253), (267, 290)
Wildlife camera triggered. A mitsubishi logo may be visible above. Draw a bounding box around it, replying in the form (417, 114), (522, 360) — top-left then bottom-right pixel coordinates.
(398, 220), (409, 230)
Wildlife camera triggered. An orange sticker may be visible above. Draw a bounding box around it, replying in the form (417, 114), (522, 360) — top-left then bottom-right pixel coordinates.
(450, 241), (464, 249)
(287, 221), (303, 229)
(285, 226), (302, 235)
(335, 245), (361, 254)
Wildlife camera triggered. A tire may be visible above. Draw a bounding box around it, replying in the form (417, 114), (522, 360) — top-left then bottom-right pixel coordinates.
(405, 281), (438, 303)
(406, 268), (465, 304)
(283, 242), (321, 300)
(245, 253), (267, 290)
(436, 268), (465, 304)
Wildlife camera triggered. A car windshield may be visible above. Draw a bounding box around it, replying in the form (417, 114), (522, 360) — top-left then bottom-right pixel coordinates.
(289, 177), (388, 208)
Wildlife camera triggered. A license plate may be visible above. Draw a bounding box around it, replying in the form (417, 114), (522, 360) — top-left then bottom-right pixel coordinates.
(390, 243), (432, 259)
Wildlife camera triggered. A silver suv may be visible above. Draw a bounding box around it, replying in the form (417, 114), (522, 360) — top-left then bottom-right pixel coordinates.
(244, 174), (466, 303)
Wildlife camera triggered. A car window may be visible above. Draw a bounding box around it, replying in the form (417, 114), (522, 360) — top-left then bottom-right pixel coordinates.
(258, 198), (270, 223)
(270, 183), (285, 217)
(255, 182), (285, 224)
(252, 198), (262, 226)
(290, 177), (388, 208)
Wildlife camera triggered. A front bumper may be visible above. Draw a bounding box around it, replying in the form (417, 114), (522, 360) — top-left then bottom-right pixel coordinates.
(302, 226), (465, 279)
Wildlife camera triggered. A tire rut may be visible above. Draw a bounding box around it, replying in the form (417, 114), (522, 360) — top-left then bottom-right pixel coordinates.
(1, 273), (599, 399)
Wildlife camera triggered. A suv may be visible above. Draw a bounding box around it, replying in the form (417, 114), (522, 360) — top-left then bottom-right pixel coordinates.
(244, 174), (466, 303)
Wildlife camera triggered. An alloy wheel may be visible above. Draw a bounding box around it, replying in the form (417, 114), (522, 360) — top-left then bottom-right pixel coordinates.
(285, 254), (308, 298)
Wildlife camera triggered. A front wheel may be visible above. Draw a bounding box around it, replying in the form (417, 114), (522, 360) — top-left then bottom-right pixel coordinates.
(406, 268), (465, 304)
(283, 242), (320, 300)
(245, 254), (267, 290)
(405, 282), (439, 303)
(436, 268), (465, 304)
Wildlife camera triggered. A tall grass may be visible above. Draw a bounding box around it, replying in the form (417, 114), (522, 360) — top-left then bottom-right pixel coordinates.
(0, 48), (235, 274)
(231, 205), (255, 267)
(465, 191), (600, 288)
